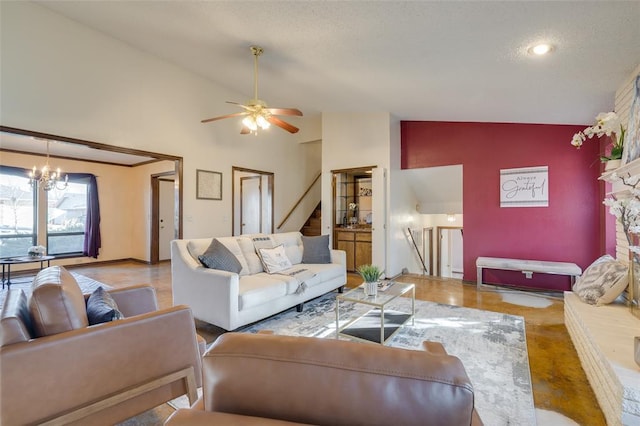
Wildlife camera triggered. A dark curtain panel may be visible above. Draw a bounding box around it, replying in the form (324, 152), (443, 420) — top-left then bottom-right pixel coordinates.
(67, 173), (101, 258)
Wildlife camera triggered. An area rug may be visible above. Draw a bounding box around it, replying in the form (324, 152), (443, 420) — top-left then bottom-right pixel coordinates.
(237, 292), (536, 426)
(0, 272), (111, 305)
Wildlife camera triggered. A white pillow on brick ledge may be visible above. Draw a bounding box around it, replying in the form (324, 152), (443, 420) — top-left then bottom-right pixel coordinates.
(572, 255), (628, 306)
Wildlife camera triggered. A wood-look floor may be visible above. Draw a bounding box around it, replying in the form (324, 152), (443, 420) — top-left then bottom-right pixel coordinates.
(68, 260), (605, 425)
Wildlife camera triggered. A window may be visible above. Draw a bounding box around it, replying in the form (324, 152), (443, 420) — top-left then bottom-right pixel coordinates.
(0, 172), (37, 257)
(47, 182), (87, 255)
(0, 169), (90, 257)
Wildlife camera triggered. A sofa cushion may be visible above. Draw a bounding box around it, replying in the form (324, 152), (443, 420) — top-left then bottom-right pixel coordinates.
(186, 238), (214, 261)
(237, 237), (264, 274)
(258, 245), (293, 274)
(29, 266), (89, 337)
(572, 255), (628, 305)
(294, 262), (345, 289)
(86, 287), (125, 325)
(238, 275), (288, 310)
(251, 234), (275, 248)
(272, 232), (303, 265)
(277, 267), (317, 295)
(301, 235), (331, 264)
(198, 238), (244, 274)
(1, 289), (34, 347)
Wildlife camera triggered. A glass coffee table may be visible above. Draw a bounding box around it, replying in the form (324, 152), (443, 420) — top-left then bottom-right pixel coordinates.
(335, 281), (415, 345)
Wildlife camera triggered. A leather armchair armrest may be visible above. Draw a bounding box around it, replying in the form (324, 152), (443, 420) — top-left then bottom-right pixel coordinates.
(1, 305), (202, 426)
(422, 340), (448, 355)
(108, 284), (159, 316)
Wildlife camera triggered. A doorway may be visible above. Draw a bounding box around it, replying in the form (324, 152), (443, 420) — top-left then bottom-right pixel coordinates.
(151, 170), (178, 263)
(232, 166), (274, 236)
(437, 226), (463, 278)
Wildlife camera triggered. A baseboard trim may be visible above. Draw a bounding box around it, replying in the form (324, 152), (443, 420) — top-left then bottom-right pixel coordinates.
(7, 258), (157, 278)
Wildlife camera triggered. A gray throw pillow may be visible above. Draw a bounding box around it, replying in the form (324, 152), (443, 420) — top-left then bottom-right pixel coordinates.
(198, 238), (243, 273)
(86, 287), (124, 325)
(301, 235), (331, 264)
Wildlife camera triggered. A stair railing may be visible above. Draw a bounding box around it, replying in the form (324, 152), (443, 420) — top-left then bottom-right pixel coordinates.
(407, 227), (428, 275)
(277, 172), (322, 230)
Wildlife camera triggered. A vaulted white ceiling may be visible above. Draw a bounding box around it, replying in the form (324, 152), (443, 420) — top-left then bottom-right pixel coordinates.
(35, 1), (640, 125)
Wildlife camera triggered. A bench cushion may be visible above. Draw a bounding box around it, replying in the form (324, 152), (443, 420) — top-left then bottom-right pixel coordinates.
(476, 257), (582, 275)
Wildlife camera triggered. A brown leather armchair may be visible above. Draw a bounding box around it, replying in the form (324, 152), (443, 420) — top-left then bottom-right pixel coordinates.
(1, 281), (203, 425)
(166, 332), (483, 426)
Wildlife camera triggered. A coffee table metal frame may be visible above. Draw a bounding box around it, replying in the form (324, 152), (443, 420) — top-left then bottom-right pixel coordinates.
(335, 281), (415, 345)
(0, 256), (56, 289)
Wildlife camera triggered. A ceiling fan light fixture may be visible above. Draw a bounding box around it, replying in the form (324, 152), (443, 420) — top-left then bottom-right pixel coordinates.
(256, 115), (271, 129)
(242, 116), (258, 131)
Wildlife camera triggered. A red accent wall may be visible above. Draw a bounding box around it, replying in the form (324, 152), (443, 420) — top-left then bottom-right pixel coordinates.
(401, 121), (604, 291)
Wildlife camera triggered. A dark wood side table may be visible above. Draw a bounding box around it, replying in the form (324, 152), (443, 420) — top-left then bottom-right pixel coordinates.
(0, 256), (56, 289)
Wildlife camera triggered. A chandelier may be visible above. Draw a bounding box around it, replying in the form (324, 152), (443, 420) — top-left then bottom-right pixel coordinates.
(28, 140), (68, 191)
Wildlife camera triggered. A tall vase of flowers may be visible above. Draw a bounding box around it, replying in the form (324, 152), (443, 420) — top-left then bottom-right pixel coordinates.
(571, 111), (626, 169)
(603, 175), (640, 322)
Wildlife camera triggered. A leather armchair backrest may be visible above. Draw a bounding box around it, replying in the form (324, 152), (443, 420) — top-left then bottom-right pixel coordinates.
(202, 333), (476, 426)
(29, 265), (88, 337)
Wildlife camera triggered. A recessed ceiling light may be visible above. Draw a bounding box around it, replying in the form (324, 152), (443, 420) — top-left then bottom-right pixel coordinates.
(528, 43), (554, 56)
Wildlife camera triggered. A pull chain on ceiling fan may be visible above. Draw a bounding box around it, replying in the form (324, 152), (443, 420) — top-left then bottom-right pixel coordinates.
(201, 45), (303, 135)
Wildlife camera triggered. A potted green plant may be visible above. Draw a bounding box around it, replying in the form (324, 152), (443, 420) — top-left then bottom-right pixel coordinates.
(356, 264), (383, 296)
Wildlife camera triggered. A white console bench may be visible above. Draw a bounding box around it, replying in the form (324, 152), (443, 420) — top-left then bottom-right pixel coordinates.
(476, 257), (582, 290)
(565, 292), (640, 425)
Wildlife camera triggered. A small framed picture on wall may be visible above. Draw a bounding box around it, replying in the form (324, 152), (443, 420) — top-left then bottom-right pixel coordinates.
(196, 169), (222, 200)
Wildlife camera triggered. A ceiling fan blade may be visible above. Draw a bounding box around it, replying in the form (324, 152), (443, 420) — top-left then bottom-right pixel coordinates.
(201, 111), (247, 123)
(265, 107), (303, 116)
(226, 101), (253, 111)
(267, 116), (299, 134)
(240, 126), (251, 135)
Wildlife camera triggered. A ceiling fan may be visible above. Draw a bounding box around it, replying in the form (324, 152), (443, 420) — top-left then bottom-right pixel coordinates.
(201, 46), (303, 134)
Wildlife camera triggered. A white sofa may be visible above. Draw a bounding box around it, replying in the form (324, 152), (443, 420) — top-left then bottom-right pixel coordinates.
(171, 232), (346, 331)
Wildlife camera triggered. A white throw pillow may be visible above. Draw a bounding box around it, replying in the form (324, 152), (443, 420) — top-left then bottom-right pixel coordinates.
(258, 245), (293, 274)
(572, 255), (628, 305)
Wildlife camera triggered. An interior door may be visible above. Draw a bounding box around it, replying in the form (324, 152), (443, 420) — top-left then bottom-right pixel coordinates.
(438, 227), (463, 278)
(241, 176), (261, 235)
(450, 228), (464, 278)
(158, 179), (175, 260)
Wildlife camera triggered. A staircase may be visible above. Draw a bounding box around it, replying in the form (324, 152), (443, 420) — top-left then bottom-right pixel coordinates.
(301, 203), (322, 236)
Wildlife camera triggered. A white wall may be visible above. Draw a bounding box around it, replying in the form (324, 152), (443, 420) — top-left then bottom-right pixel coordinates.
(1, 2), (321, 246)
(131, 161), (177, 261)
(322, 112), (417, 277)
(387, 116), (423, 277)
(321, 113), (389, 272)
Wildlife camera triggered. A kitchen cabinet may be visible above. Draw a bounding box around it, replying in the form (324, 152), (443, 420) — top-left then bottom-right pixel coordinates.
(335, 229), (371, 272)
